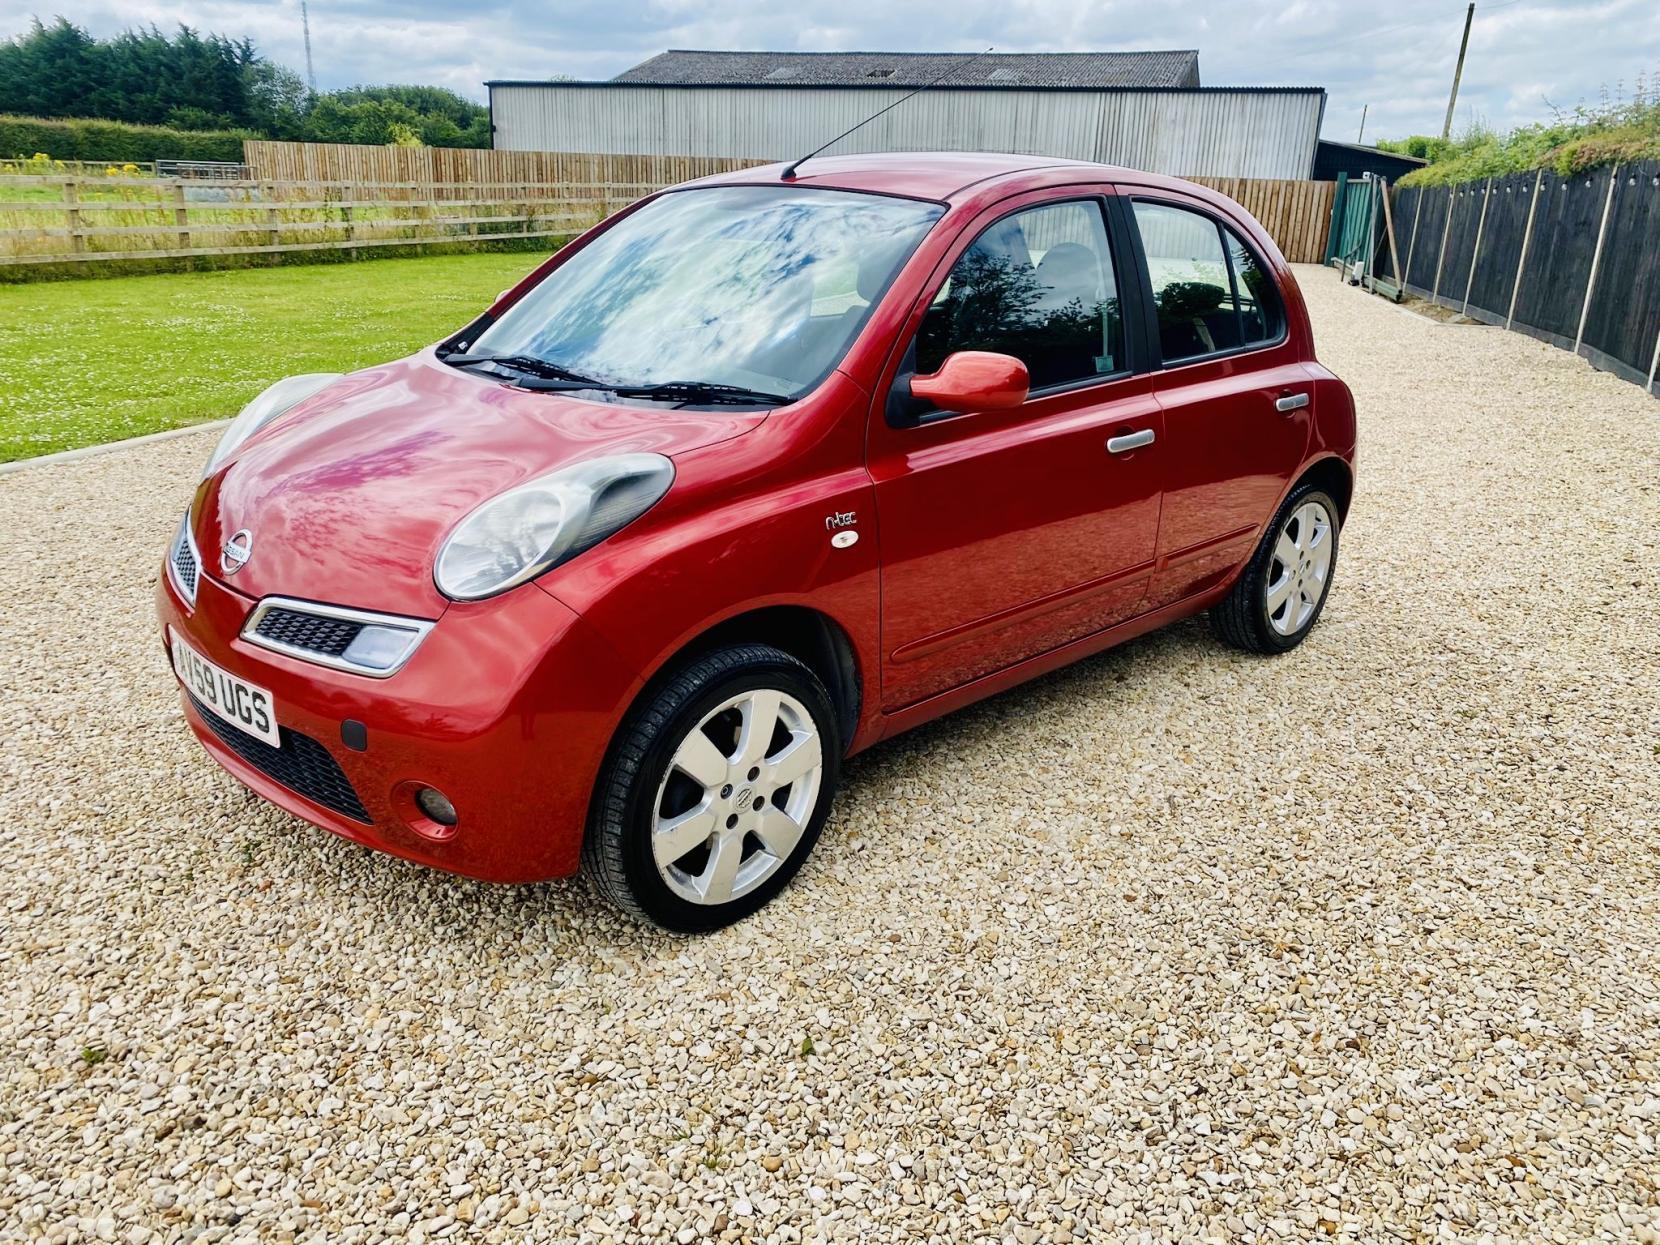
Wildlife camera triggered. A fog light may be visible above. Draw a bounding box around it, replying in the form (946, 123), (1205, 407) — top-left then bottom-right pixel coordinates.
(415, 786), (458, 826)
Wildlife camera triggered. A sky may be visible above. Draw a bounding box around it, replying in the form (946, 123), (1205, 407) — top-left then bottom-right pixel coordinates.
(5, 0), (1659, 142)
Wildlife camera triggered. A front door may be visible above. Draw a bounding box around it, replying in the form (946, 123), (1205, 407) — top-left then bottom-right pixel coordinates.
(868, 193), (1164, 710)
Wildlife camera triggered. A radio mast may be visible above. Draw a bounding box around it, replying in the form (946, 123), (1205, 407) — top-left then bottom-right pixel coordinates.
(302, 1), (317, 95)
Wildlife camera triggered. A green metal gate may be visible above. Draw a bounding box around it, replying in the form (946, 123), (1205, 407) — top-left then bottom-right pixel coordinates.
(1324, 172), (1404, 301)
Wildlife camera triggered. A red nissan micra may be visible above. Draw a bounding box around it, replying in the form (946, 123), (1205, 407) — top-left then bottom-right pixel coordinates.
(158, 153), (1355, 931)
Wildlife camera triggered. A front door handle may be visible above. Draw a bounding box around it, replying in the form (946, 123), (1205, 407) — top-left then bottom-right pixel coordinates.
(1106, 428), (1155, 454)
(1275, 392), (1310, 413)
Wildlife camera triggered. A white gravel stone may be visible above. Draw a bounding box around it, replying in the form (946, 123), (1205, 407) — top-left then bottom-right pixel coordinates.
(1, 267), (1657, 1243)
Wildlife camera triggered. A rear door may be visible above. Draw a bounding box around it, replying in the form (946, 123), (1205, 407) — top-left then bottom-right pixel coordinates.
(867, 189), (1164, 710)
(1122, 194), (1313, 608)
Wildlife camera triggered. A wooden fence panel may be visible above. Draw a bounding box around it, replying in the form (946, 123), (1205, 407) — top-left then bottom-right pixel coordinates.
(1190, 176), (1335, 264)
(243, 141), (764, 196)
(244, 143), (1339, 266)
(1581, 163), (1660, 378)
(1463, 172), (1535, 317)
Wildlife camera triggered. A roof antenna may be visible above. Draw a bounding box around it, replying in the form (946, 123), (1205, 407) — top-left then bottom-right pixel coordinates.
(780, 46), (995, 181)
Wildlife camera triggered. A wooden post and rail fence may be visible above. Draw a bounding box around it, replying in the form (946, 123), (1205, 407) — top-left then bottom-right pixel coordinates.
(1, 140), (1341, 274)
(0, 172), (655, 267)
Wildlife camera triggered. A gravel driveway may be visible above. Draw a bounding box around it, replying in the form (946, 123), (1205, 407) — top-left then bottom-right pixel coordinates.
(3, 267), (1658, 1244)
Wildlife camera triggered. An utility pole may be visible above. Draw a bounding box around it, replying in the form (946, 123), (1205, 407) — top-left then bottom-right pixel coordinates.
(1357, 104), (1368, 144)
(1442, 3), (1474, 139)
(302, 0), (317, 96)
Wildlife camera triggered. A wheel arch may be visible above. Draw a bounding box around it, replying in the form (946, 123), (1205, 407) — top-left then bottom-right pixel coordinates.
(627, 605), (863, 752)
(1295, 454), (1354, 523)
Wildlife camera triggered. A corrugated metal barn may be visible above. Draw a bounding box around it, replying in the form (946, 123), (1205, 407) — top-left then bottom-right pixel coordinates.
(487, 50), (1326, 181)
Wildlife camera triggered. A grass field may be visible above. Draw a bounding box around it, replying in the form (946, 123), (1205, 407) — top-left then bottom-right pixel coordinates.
(0, 252), (547, 461)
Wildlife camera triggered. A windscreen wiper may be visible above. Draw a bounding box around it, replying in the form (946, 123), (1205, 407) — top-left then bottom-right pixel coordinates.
(512, 377), (793, 406)
(444, 352), (606, 387)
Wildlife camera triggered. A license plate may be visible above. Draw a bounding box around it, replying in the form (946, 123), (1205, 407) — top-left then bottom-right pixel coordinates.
(169, 627), (281, 747)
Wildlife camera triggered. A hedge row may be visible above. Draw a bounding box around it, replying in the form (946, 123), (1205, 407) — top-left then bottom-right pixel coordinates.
(0, 114), (252, 164)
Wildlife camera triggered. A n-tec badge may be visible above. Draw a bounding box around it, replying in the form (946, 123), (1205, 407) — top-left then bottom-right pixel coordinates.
(221, 529), (254, 575)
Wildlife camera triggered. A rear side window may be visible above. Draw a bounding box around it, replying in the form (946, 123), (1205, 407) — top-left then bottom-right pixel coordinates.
(1131, 201), (1282, 363)
(915, 200), (1126, 390)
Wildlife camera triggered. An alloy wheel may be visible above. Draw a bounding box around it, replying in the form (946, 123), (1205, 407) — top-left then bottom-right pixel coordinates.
(1264, 500), (1334, 636)
(651, 689), (824, 906)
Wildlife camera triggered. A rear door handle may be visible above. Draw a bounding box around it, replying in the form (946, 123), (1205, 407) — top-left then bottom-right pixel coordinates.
(1106, 428), (1155, 454)
(1275, 392), (1310, 413)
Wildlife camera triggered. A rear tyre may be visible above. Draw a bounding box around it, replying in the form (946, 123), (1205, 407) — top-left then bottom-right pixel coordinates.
(1211, 483), (1339, 655)
(583, 644), (841, 933)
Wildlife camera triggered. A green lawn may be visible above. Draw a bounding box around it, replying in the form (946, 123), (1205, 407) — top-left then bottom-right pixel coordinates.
(0, 252), (550, 461)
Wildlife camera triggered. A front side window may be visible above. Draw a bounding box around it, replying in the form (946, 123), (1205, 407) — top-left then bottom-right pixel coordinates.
(1133, 201), (1282, 363)
(915, 200), (1125, 390)
(463, 187), (944, 401)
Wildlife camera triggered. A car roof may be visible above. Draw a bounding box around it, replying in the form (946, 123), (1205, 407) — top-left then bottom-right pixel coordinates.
(685, 151), (1191, 203)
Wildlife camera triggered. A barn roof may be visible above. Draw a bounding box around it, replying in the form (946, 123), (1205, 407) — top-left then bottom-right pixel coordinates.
(610, 49), (1202, 90)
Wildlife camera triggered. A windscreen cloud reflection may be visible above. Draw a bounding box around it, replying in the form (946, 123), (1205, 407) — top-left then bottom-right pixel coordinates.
(462, 187), (945, 403)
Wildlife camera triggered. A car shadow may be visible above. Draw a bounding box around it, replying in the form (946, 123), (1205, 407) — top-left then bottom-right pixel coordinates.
(250, 614), (1222, 960)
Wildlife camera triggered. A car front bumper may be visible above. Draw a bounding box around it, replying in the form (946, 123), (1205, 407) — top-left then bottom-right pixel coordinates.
(156, 562), (641, 883)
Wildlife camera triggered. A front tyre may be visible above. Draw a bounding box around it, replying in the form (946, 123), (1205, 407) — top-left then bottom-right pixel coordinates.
(583, 644), (841, 932)
(1211, 483), (1340, 654)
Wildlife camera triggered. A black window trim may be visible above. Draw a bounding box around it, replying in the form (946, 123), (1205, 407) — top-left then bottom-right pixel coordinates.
(1124, 195), (1289, 371)
(887, 191), (1147, 427)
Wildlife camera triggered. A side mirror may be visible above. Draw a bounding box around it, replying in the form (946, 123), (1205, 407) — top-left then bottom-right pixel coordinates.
(909, 351), (1029, 414)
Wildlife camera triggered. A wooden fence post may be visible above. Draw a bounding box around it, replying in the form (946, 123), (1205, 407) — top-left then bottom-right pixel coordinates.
(1430, 186), (1457, 306)
(64, 179), (85, 253)
(1461, 178), (1493, 316)
(1574, 165), (1620, 356)
(1378, 179), (1403, 297)
(172, 182), (190, 254)
(1506, 170), (1544, 331)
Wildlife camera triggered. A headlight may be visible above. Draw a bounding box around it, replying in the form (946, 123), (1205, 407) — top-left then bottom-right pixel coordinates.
(434, 453), (675, 601)
(204, 373), (342, 478)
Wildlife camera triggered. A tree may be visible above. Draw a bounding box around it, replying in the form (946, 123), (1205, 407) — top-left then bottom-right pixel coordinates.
(245, 61), (311, 139)
(0, 17), (493, 148)
(0, 18), (101, 119)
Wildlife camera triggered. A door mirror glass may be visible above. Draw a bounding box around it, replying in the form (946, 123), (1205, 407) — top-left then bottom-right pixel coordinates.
(910, 350), (1030, 413)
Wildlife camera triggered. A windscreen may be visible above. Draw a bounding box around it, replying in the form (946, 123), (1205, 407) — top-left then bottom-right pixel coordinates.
(463, 186), (945, 401)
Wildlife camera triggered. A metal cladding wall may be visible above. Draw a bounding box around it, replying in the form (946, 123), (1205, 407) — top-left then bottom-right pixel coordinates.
(488, 84), (1325, 180)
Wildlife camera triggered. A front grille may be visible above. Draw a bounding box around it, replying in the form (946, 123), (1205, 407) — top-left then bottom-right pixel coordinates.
(188, 693), (371, 823)
(243, 599), (433, 678)
(253, 607), (363, 657)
